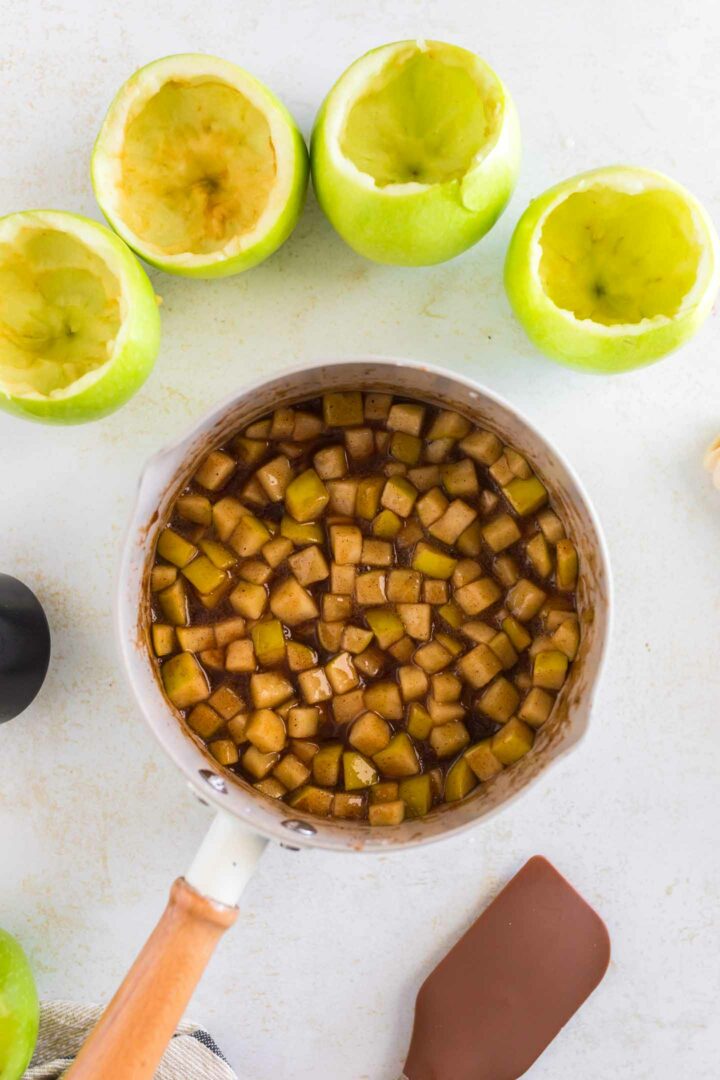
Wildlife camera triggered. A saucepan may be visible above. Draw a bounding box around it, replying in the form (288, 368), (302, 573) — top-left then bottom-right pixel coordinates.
(67, 357), (612, 1079)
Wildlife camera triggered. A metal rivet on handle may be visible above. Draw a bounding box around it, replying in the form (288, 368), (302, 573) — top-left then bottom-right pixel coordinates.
(199, 769), (228, 794)
(281, 819), (316, 837)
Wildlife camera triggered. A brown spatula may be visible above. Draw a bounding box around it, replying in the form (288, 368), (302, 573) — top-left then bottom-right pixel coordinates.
(402, 856), (610, 1080)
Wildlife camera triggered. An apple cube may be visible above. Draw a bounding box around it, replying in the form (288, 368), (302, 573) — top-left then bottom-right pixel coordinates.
(458, 643), (503, 688)
(323, 391), (364, 426)
(444, 757), (477, 802)
(355, 570), (387, 605)
(455, 577), (502, 616)
(429, 500), (477, 545)
(162, 652), (210, 709)
(247, 709), (287, 753)
(491, 718), (535, 765)
(250, 672), (294, 709)
(157, 529), (197, 568)
(284, 469), (330, 523)
(225, 639), (256, 673)
(364, 680), (403, 720)
(298, 667), (333, 704)
(507, 579), (547, 622)
(373, 733), (419, 777)
(273, 753), (310, 791)
(330, 524), (363, 564)
(381, 475), (418, 517)
(465, 739), (504, 781)
(312, 743), (343, 786)
(187, 703), (224, 739)
(194, 449), (236, 491)
(479, 677), (520, 723)
(270, 576), (319, 625)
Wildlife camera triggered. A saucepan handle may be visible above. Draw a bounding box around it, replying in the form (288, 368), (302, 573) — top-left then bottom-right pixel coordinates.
(66, 812), (267, 1080)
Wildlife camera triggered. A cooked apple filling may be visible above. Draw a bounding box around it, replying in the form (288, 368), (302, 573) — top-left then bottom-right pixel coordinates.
(341, 43), (502, 187)
(540, 187), (703, 325)
(0, 226), (121, 396)
(149, 392), (581, 825)
(118, 79), (277, 255)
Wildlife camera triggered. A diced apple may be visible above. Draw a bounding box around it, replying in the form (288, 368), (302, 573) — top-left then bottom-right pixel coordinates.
(177, 494), (212, 526)
(381, 475), (418, 517)
(194, 449), (236, 491)
(507, 579), (547, 622)
(256, 455), (292, 503)
(465, 739), (504, 781)
(212, 497), (246, 541)
(325, 652), (359, 694)
(323, 391), (364, 426)
(364, 680), (403, 719)
(247, 709), (287, 753)
(330, 524), (363, 565)
(444, 757), (477, 802)
(356, 476), (385, 519)
(519, 687), (555, 728)
(355, 571), (387, 606)
(455, 577), (502, 616)
(503, 476), (548, 516)
(429, 500), (478, 545)
(441, 459), (478, 497)
(225, 639), (256, 673)
(152, 623), (176, 657)
(491, 718), (535, 765)
(284, 469), (330, 523)
(288, 545), (329, 587)
(250, 620), (286, 666)
(398, 665), (429, 702)
(459, 429), (503, 465)
(187, 703), (224, 739)
(373, 732), (420, 777)
(162, 652), (210, 708)
(298, 667), (333, 704)
(176, 625), (216, 653)
(479, 677), (520, 723)
(312, 743), (343, 786)
(365, 607), (405, 649)
(458, 643), (503, 689)
(430, 721), (470, 758)
(270, 576), (319, 625)
(229, 581), (267, 620)
(397, 603), (432, 641)
(369, 800), (405, 825)
(412, 542), (457, 580)
(157, 528), (197, 568)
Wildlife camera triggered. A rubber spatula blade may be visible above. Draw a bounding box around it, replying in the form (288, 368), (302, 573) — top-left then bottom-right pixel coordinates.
(402, 856), (610, 1080)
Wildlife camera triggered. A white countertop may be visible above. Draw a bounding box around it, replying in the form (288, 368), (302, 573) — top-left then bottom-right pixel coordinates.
(2, 2), (719, 1077)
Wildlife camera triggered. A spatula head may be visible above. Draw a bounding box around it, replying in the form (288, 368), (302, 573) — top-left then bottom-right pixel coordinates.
(403, 856), (610, 1080)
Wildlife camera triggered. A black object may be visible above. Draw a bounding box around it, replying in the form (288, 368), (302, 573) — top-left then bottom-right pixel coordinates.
(0, 574), (51, 722)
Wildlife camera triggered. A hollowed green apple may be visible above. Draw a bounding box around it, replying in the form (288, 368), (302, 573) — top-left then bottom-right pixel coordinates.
(311, 39), (521, 266)
(504, 166), (720, 373)
(92, 54), (309, 278)
(0, 210), (161, 424)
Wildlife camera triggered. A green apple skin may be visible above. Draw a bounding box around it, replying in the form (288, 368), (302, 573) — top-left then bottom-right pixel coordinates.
(0, 929), (39, 1080)
(0, 211), (161, 425)
(91, 55), (309, 279)
(504, 167), (720, 374)
(311, 46), (521, 267)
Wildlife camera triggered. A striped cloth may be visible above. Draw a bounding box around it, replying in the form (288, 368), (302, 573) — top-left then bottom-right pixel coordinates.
(25, 1002), (237, 1079)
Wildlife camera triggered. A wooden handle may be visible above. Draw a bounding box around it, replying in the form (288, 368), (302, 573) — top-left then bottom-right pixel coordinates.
(65, 877), (238, 1080)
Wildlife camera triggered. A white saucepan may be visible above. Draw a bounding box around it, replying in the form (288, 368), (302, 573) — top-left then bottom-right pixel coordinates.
(67, 358), (612, 1080)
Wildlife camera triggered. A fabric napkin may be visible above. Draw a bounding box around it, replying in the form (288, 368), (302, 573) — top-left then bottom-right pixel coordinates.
(24, 1002), (237, 1079)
